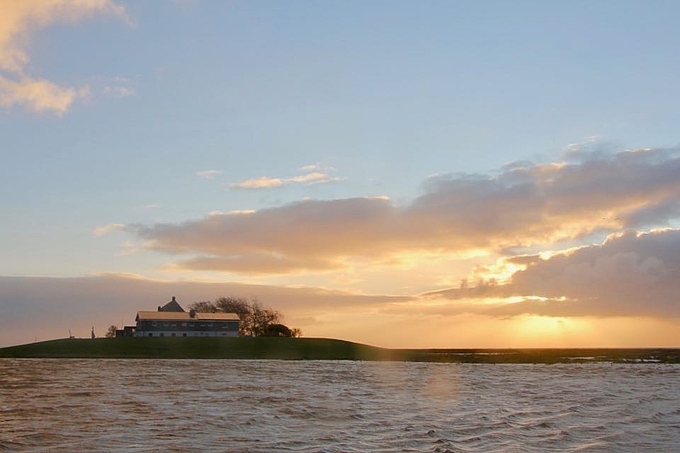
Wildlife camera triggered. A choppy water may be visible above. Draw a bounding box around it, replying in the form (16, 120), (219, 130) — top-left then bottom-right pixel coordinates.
(0, 360), (679, 452)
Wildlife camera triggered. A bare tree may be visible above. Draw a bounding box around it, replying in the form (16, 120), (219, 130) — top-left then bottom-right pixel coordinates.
(249, 301), (281, 337)
(190, 300), (218, 313)
(105, 325), (117, 338)
(190, 297), (301, 337)
(214, 297), (255, 336)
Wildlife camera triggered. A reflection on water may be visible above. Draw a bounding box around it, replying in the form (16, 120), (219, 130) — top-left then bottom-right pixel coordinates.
(0, 359), (679, 452)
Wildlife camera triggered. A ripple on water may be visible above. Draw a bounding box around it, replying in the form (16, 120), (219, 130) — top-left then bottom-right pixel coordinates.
(0, 360), (679, 452)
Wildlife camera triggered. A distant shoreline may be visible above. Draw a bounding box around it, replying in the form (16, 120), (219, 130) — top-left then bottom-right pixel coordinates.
(1, 338), (679, 363)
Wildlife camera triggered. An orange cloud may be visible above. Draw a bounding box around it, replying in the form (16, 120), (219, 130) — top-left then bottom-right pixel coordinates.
(0, 76), (90, 114)
(231, 176), (285, 189)
(134, 148), (680, 275)
(229, 166), (341, 189)
(168, 253), (342, 275)
(0, 0), (128, 114)
(93, 223), (126, 237)
(426, 228), (680, 319)
(289, 172), (333, 183)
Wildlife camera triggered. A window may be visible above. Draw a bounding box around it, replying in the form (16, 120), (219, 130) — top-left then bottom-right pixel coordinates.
(160, 333), (164, 337)
(183, 333), (187, 337)
(171, 333), (176, 337)
(148, 333), (153, 337)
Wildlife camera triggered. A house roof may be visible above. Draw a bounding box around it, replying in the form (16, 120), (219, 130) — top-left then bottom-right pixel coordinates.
(197, 313), (241, 321)
(136, 311), (240, 321)
(137, 311), (187, 321)
(159, 297), (184, 312)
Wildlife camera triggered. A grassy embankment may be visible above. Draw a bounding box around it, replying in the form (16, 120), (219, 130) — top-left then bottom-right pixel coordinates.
(0, 338), (396, 360)
(1, 338), (679, 363)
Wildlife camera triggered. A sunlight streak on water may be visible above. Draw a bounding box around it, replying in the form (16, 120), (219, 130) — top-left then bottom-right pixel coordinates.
(0, 359), (678, 452)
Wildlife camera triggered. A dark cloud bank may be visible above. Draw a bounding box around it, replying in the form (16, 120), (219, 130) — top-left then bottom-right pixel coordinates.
(0, 275), (408, 347)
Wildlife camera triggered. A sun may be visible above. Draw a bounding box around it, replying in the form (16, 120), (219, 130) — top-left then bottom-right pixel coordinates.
(508, 315), (593, 347)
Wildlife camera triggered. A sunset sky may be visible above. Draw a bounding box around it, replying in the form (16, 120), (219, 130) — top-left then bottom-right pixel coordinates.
(2, 0), (680, 348)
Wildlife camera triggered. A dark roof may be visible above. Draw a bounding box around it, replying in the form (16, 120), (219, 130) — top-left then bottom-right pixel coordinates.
(159, 296), (184, 312)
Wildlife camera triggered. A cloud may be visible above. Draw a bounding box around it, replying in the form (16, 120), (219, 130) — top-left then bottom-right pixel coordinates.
(132, 148), (680, 275)
(93, 223), (126, 237)
(195, 169), (222, 180)
(298, 163), (334, 173)
(2, 273), (678, 348)
(103, 85), (134, 97)
(0, 0), (128, 114)
(169, 253), (343, 275)
(135, 197), (396, 273)
(231, 176), (284, 189)
(0, 76), (90, 114)
(426, 228), (680, 319)
(299, 163), (322, 172)
(289, 172), (335, 183)
(229, 166), (341, 190)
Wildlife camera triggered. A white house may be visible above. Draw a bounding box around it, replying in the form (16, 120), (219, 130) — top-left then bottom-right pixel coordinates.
(133, 297), (240, 338)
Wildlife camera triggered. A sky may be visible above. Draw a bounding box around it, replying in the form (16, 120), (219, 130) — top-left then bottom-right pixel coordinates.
(1, 0), (680, 348)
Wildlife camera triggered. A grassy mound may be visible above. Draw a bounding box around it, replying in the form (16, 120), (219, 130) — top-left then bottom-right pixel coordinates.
(0, 337), (399, 360)
(0, 338), (678, 363)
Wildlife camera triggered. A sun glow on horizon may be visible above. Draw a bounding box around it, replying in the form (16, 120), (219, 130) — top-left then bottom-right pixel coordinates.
(506, 315), (596, 348)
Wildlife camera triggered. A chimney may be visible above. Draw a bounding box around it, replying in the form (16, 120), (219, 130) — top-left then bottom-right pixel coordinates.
(157, 306), (162, 312)
(189, 309), (196, 318)
(171, 296), (176, 302)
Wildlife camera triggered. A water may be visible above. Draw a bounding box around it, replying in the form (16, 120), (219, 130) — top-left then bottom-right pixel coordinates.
(1, 360), (679, 452)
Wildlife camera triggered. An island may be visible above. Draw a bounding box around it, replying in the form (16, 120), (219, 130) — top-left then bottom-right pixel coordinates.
(1, 337), (679, 363)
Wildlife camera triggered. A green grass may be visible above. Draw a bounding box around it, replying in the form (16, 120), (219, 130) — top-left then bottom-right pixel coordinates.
(0, 337), (397, 360)
(0, 338), (678, 363)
